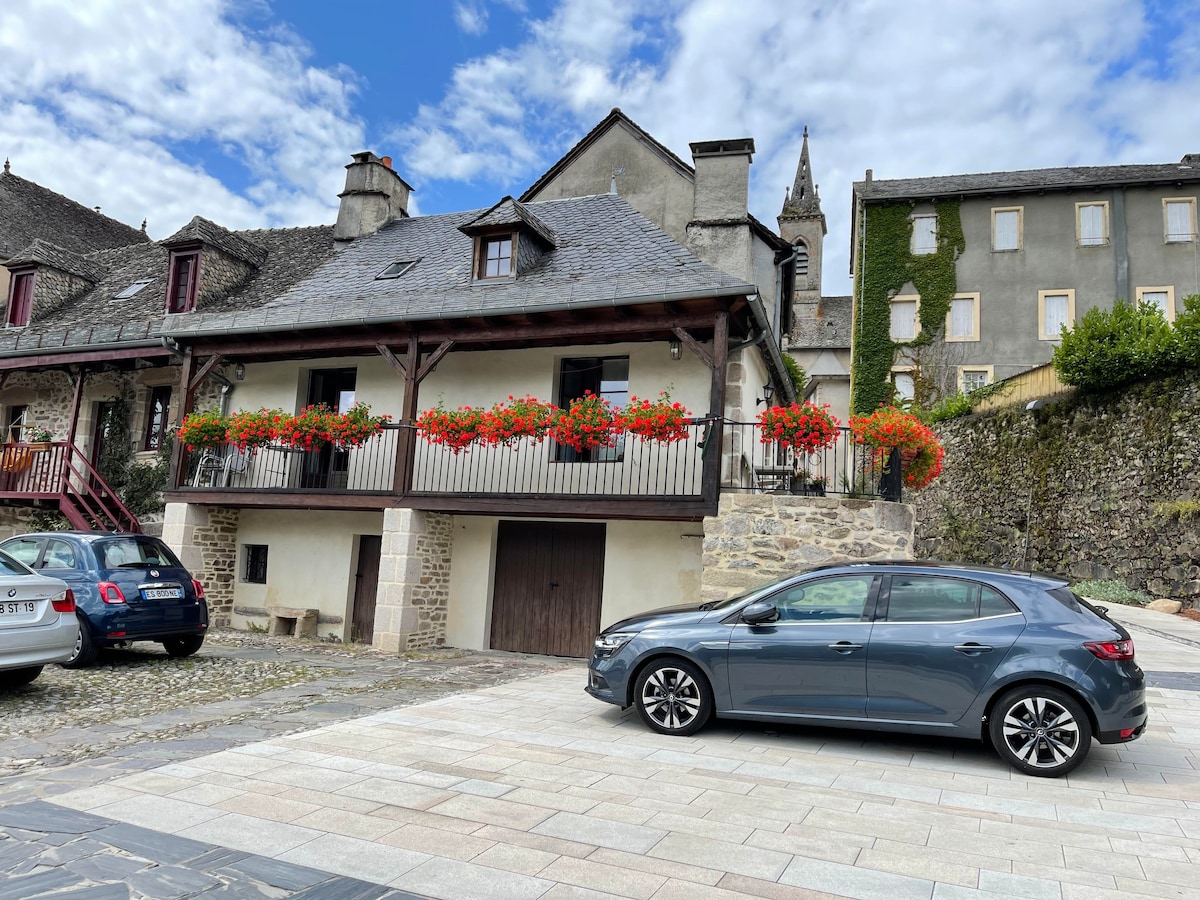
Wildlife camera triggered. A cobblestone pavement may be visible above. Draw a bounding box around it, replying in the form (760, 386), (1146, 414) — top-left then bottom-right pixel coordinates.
(0, 630), (573, 898)
(3, 616), (1199, 900)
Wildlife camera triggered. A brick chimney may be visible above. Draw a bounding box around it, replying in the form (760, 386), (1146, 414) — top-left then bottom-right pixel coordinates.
(689, 138), (754, 222)
(333, 151), (413, 248)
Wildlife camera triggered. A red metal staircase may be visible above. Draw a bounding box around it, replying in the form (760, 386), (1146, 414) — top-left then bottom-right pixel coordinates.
(0, 442), (141, 533)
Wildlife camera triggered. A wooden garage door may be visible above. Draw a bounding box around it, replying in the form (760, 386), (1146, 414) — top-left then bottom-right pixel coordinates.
(490, 521), (606, 658)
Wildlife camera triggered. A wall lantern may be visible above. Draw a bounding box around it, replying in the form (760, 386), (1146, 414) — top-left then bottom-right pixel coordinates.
(756, 383), (775, 406)
(234, 363), (246, 381)
(669, 338), (683, 361)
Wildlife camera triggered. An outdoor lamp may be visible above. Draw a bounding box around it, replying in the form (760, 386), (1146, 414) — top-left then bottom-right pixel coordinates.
(757, 383), (775, 406)
(234, 363), (246, 381)
(669, 338), (683, 360)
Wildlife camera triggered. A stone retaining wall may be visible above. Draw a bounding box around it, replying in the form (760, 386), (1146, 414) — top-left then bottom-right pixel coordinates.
(701, 494), (916, 603)
(162, 502), (239, 625)
(373, 508), (453, 652)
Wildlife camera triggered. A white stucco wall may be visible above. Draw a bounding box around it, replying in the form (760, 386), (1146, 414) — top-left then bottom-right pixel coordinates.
(442, 516), (703, 652)
(229, 508), (383, 642)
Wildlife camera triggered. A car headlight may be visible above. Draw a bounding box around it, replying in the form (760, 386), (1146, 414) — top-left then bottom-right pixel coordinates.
(593, 631), (638, 657)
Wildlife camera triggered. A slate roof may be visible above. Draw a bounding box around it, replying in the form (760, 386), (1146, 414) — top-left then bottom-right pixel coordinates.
(163, 216), (269, 267)
(791, 296), (852, 349)
(165, 193), (755, 338)
(6, 239), (104, 283)
(0, 225), (334, 357)
(855, 155), (1200, 202)
(459, 197), (558, 248)
(0, 169), (148, 260)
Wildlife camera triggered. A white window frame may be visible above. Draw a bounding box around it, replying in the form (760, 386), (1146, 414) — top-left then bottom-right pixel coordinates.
(910, 215), (937, 255)
(991, 207), (1023, 252)
(890, 366), (916, 402)
(1163, 197), (1197, 243)
(1075, 201), (1110, 248)
(958, 365), (994, 394)
(889, 294), (921, 342)
(1135, 285), (1176, 322)
(1037, 289), (1076, 341)
(945, 292), (981, 342)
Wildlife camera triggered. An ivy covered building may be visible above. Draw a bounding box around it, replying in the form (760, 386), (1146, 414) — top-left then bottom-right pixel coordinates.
(848, 154), (1200, 413)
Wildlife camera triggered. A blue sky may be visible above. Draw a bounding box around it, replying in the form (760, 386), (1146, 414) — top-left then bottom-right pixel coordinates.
(2, 0), (1199, 294)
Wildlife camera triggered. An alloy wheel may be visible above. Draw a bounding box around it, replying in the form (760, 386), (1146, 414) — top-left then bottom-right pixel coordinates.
(1000, 695), (1081, 769)
(640, 666), (702, 731)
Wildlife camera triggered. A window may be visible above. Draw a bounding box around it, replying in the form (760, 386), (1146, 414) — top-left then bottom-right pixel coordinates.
(2, 538), (43, 567)
(556, 356), (629, 462)
(1076, 202), (1109, 247)
(770, 575), (875, 623)
(477, 236), (513, 279)
(166, 249), (200, 313)
(113, 279), (151, 300)
(376, 259), (419, 279)
(1038, 289), (1075, 340)
(884, 576), (1018, 623)
(958, 366), (994, 393)
(6, 271), (34, 327)
(244, 545), (268, 583)
(991, 207), (1022, 251)
(1136, 286), (1175, 322)
(889, 295), (919, 341)
(945, 292), (980, 342)
(794, 242), (809, 278)
(911, 215), (937, 255)
(42, 539), (77, 570)
(891, 368), (915, 402)
(1164, 198), (1196, 243)
(144, 386), (172, 451)
(4, 405), (27, 443)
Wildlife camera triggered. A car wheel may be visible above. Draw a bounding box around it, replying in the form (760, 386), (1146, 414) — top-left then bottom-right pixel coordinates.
(0, 666), (44, 689)
(989, 685), (1092, 777)
(633, 657), (712, 736)
(62, 616), (97, 669)
(162, 635), (205, 658)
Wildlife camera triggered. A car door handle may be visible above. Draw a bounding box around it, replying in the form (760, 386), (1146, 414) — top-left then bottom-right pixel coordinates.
(827, 641), (863, 654)
(954, 643), (993, 655)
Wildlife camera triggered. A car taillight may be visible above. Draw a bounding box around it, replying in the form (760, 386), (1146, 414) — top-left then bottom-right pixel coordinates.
(192, 579), (206, 600)
(1085, 639), (1135, 660)
(98, 582), (127, 604)
(51, 589), (75, 613)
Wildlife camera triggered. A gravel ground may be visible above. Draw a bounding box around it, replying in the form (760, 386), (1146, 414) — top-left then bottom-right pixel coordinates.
(0, 628), (575, 775)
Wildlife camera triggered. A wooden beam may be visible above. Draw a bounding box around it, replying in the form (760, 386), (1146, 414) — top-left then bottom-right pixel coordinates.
(672, 327), (713, 369)
(188, 353), (224, 392)
(415, 340), (455, 384)
(402, 495), (713, 521)
(0, 346), (173, 370)
(65, 369), (85, 448)
(394, 333), (420, 494)
(376, 343), (406, 377)
(701, 312), (729, 504)
(169, 347), (196, 489)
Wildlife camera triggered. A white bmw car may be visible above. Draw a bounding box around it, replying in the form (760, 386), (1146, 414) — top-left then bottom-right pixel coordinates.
(0, 547), (78, 689)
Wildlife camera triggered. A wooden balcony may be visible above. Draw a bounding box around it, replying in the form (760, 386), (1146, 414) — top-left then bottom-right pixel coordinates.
(0, 441), (141, 532)
(168, 423), (896, 518)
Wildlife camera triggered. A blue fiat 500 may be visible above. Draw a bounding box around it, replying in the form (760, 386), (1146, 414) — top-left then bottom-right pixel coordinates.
(0, 532), (208, 668)
(587, 562), (1146, 777)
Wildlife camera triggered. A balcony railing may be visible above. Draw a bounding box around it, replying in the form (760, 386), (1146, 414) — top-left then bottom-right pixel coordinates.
(174, 421), (899, 503)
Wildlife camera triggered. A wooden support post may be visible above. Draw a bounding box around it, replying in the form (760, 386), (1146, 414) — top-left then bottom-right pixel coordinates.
(701, 312), (729, 503)
(393, 334), (420, 496)
(170, 348), (196, 489)
(65, 368), (85, 448)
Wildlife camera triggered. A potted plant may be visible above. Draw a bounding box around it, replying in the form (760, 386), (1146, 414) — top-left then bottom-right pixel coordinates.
(758, 402), (841, 453)
(552, 391), (619, 453)
(178, 410), (230, 451)
(415, 403), (487, 454)
(225, 408), (282, 451)
(478, 395), (556, 448)
(849, 405), (945, 490)
(25, 426), (54, 451)
(331, 402), (392, 447)
(618, 392), (692, 443)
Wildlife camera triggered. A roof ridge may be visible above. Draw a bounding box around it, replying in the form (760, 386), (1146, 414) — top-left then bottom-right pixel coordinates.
(0, 170), (148, 242)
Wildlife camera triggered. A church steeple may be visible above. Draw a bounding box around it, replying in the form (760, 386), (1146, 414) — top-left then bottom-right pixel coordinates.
(778, 126), (827, 334)
(780, 127), (826, 231)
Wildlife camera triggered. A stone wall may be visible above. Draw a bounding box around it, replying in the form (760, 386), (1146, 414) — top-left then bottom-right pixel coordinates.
(914, 371), (1200, 604)
(373, 508), (453, 652)
(701, 494), (916, 603)
(161, 502), (240, 625)
(0, 370), (75, 441)
(197, 248), (254, 308)
(31, 267), (92, 319)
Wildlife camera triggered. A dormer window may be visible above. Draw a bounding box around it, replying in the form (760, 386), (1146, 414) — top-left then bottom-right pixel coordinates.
(5, 270), (35, 327)
(478, 235), (513, 279)
(167, 248), (200, 313)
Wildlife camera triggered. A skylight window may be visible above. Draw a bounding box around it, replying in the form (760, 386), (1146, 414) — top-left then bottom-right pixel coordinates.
(376, 259), (418, 279)
(113, 279), (151, 300)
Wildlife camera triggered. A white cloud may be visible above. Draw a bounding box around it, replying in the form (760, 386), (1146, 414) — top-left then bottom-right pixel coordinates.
(0, 0), (365, 238)
(395, 0), (1200, 294)
(454, 2), (489, 35)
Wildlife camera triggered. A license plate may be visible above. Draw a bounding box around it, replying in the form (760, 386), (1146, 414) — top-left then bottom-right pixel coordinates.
(142, 588), (184, 600)
(0, 600), (36, 616)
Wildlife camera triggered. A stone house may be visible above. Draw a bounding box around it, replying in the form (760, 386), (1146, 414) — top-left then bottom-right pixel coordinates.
(849, 153), (1200, 411)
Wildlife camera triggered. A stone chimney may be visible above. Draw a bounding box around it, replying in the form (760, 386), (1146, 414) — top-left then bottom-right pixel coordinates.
(333, 151), (413, 247)
(689, 139), (754, 222)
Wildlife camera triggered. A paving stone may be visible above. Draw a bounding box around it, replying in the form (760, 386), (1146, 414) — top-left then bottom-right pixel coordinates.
(214, 853), (331, 890)
(0, 800), (107, 833)
(64, 851), (152, 882)
(92, 822), (216, 864)
(38, 885), (131, 900)
(125, 863), (223, 899)
(0, 867), (81, 899)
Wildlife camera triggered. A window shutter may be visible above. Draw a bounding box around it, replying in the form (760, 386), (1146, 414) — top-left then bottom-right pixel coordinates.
(911, 217), (937, 254)
(1141, 291), (1169, 315)
(949, 298), (975, 338)
(1166, 202), (1193, 242)
(893, 373), (915, 401)
(1079, 205), (1105, 245)
(1044, 294), (1069, 337)
(890, 300), (918, 340)
(993, 211), (1019, 250)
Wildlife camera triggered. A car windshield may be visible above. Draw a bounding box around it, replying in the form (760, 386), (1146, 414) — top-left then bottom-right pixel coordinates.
(0, 547), (34, 576)
(95, 538), (183, 569)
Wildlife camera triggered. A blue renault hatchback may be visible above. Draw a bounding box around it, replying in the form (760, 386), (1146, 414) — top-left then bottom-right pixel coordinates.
(586, 562), (1146, 777)
(0, 532), (208, 668)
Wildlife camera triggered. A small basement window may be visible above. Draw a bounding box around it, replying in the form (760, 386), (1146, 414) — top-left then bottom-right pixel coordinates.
(376, 259), (419, 279)
(243, 544), (268, 584)
(113, 279), (152, 300)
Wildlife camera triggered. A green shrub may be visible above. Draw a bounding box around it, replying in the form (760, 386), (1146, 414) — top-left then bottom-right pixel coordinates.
(1154, 499), (1200, 522)
(1053, 301), (1182, 391)
(1072, 579), (1153, 606)
(1173, 294), (1200, 368)
(781, 354), (807, 398)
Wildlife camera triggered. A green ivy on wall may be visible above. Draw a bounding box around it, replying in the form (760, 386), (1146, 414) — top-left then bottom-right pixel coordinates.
(851, 200), (965, 414)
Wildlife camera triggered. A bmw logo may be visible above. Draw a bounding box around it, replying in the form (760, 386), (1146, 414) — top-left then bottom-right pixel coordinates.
(150, 569), (159, 577)
(6, 589), (15, 598)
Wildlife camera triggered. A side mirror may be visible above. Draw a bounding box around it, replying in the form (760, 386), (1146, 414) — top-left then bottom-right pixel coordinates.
(741, 601), (779, 625)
